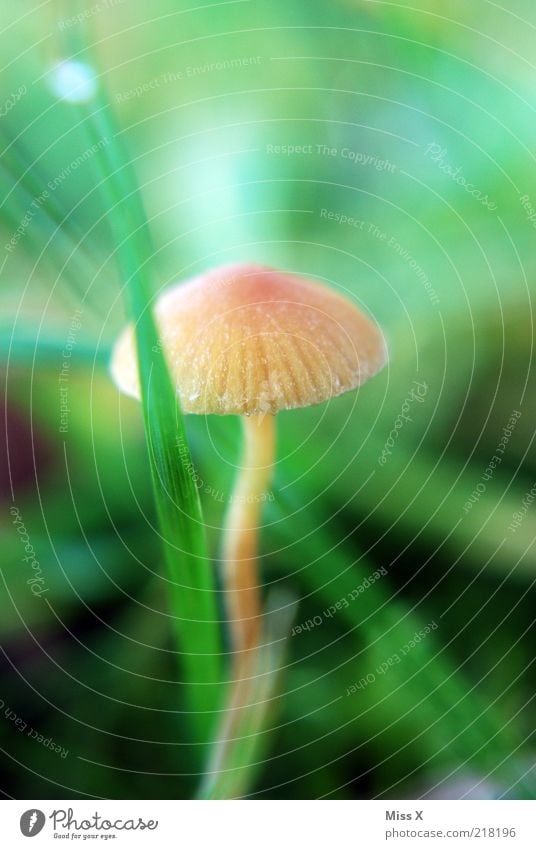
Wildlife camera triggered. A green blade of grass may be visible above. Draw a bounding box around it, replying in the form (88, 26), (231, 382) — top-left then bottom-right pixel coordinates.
(55, 31), (223, 753)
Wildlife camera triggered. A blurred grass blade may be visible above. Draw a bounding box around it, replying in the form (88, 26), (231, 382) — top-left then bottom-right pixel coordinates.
(0, 158), (100, 312)
(57, 24), (223, 750)
(0, 130), (101, 262)
(0, 324), (111, 367)
(269, 494), (536, 799)
(200, 591), (296, 799)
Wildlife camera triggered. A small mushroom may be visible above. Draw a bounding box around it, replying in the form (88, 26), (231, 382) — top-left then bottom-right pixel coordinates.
(111, 263), (387, 656)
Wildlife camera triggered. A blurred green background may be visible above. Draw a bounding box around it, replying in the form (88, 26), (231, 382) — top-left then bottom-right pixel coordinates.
(1, 0), (535, 799)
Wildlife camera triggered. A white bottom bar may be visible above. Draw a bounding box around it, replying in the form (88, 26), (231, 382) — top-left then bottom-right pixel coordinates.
(1, 800), (535, 848)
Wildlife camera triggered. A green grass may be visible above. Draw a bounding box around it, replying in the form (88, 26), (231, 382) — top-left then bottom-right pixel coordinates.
(1, 0), (536, 801)
(58, 22), (224, 761)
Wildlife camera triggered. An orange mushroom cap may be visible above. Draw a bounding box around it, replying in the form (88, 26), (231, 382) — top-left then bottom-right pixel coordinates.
(110, 263), (387, 415)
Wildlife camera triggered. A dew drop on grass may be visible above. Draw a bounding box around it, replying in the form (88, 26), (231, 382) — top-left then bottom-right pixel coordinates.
(48, 60), (98, 103)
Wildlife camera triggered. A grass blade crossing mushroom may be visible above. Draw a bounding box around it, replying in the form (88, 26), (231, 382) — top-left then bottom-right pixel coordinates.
(111, 263), (387, 659)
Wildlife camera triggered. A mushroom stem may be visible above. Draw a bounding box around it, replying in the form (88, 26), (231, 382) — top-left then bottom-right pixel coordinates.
(222, 413), (275, 656)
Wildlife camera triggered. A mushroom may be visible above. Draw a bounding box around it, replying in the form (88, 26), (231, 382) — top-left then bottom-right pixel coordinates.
(111, 263), (387, 658)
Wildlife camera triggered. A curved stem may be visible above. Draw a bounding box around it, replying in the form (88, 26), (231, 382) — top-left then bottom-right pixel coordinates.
(222, 414), (275, 656)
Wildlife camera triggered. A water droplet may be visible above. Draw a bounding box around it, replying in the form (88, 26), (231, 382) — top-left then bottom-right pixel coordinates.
(48, 60), (98, 103)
